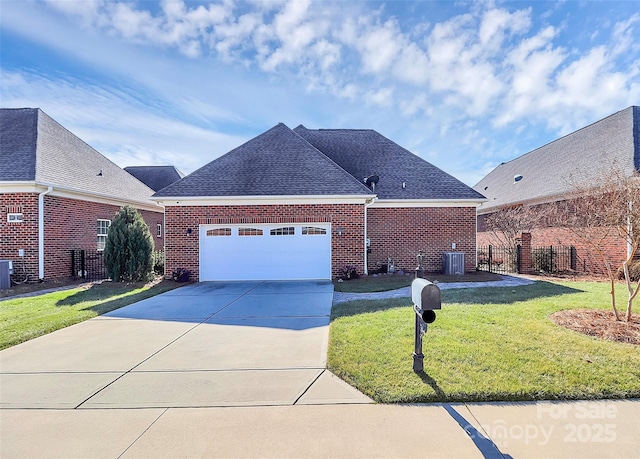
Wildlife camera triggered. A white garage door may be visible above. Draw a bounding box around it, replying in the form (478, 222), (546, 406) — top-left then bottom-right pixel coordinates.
(199, 223), (331, 281)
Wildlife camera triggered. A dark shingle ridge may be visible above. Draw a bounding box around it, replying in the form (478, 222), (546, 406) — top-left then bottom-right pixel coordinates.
(124, 166), (185, 192)
(474, 106), (639, 213)
(294, 125), (485, 201)
(153, 123), (373, 198)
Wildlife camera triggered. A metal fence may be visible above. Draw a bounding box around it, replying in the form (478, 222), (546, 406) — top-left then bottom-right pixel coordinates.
(531, 245), (577, 273)
(477, 245), (577, 274)
(70, 249), (109, 282)
(477, 245), (520, 274)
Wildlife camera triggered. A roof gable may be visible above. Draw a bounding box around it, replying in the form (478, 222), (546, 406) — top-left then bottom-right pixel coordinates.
(124, 166), (185, 192)
(474, 106), (639, 213)
(294, 126), (485, 201)
(154, 123), (373, 198)
(0, 108), (156, 204)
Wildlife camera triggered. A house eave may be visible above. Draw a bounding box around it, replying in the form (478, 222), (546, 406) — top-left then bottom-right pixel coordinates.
(370, 198), (487, 208)
(0, 181), (162, 212)
(152, 194), (376, 206)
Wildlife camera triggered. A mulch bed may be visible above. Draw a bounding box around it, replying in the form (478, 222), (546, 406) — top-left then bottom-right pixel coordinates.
(551, 309), (640, 345)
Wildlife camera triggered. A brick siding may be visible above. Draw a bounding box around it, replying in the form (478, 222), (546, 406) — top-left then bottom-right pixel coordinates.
(164, 203), (365, 281)
(1, 192), (163, 281)
(0, 193), (39, 281)
(366, 207), (477, 274)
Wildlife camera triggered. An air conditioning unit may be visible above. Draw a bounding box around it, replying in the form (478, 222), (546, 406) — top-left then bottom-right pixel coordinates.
(0, 260), (11, 289)
(443, 252), (465, 275)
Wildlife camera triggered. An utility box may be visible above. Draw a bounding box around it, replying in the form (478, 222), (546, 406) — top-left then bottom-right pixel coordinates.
(443, 252), (465, 275)
(0, 260), (11, 289)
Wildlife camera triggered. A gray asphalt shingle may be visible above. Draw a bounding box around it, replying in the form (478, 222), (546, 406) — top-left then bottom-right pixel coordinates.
(474, 106), (640, 213)
(153, 123), (373, 197)
(155, 123), (484, 201)
(295, 126), (485, 200)
(1, 108), (156, 204)
(124, 166), (185, 192)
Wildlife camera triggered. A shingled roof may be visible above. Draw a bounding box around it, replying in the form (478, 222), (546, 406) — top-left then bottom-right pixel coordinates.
(0, 108), (156, 205)
(154, 123), (484, 201)
(294, 126), (485, 201)
(474, 106), (640, 214)
(124, 166), (185, 192)
(153, 123), (373, 197)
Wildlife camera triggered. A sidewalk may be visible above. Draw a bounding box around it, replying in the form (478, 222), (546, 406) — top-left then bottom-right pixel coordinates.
(2, 400), (638, 458)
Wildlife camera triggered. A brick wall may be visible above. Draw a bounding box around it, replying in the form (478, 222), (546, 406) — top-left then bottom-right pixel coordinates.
(1, 192), (163, 281)
(366, 207), (477, 274)
(0, 193), (39, 282)
(478, 227), (626, 275)
(164, 203), (365, 281)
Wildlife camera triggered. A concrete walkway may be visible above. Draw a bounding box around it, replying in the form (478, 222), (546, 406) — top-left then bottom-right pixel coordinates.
(2, 278), (639, 458)
(333, 274), (535, 304)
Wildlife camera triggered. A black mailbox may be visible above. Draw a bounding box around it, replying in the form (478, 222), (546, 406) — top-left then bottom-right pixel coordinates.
(411, 278), (441, 372)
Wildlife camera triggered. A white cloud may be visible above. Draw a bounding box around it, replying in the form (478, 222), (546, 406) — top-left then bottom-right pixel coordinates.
(0, 69), (246, 173)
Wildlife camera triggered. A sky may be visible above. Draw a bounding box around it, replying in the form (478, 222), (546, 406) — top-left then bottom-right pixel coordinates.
(1, 0), (639, 186)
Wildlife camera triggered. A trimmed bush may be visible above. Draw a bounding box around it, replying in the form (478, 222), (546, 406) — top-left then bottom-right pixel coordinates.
(104, 206), (154, 282)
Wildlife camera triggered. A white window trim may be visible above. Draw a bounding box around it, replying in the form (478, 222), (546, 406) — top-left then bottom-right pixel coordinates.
(7, 213), (24, 223)
(157, 223), (162, 238)
(97, 219), (111, 251)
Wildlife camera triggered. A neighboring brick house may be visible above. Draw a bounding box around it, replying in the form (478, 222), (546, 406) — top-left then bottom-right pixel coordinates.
(473, 106), (640, 273)
(0, 108), (164, 282)
(124, 166), (185, 192)
(152, 123), (485, 281)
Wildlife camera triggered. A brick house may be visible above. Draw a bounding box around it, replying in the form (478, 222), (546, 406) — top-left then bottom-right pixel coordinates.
(0, 108), (164, 282)
(152, 123), (485, 281)
(474, 106), (640, 273)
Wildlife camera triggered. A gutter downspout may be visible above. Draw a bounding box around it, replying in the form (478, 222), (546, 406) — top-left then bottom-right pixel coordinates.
(364, 197), (376, 275)
(38, 186), (53, 280)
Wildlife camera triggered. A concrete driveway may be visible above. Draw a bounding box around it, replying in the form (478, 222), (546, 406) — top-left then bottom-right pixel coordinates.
(3, 281), (639, 458)
(0, 281), (370, 409)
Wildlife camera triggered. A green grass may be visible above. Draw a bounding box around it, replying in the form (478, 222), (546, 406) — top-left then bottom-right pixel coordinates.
(328, 280), (640, 403)
(0, 280), (181, 350)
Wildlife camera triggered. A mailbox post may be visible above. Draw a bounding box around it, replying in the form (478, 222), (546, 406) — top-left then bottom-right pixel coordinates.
(411, 278), (441, 372)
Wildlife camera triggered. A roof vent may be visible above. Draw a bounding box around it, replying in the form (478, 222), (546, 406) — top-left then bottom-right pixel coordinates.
(514, 174), (523, 183)
(364, 175), (379, 192)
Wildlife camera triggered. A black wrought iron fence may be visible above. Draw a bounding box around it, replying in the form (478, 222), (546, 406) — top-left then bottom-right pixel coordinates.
(70, 249), (109, 282)
(477, 245), (520, 274)
(531, 245), (576, 273)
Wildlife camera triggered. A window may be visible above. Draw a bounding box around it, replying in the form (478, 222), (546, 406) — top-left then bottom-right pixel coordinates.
(97, 219), (111, 251)
(239, 227), (263, 236)
(270, 227), (295, 236)
(7, 213), (24, 223)
(206, 228), (231, 236)
(302, 226), (327, 235)
(157, 223), (162, 238)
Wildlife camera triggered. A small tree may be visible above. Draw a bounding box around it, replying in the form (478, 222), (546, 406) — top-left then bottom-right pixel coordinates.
(552, 168), (640, 322)
(104, 206), (154, 282)
(483, 205), (537, 271)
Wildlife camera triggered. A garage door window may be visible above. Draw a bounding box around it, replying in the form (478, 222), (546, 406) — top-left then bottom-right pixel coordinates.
(207, 228), (231, 236)
(239, 227), (263, 236)
(302, 226), (327, 235)
(270, 227), (295, 236)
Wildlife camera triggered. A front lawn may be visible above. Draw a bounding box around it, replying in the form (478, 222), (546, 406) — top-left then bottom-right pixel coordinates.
(0, 280), (181, 350)
(328, 280), (640, 403)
